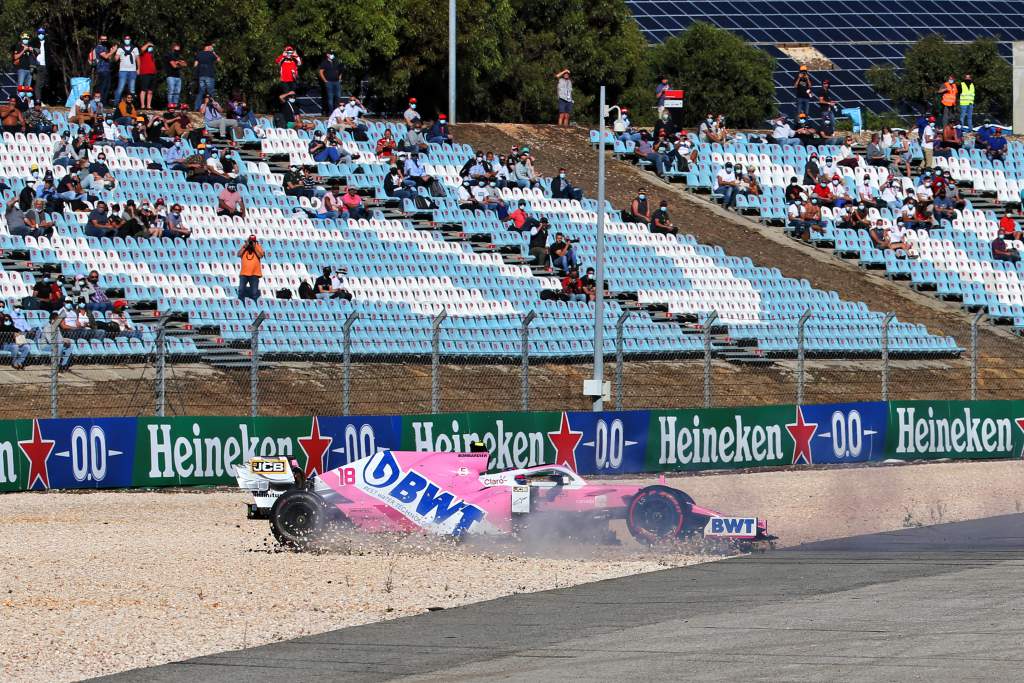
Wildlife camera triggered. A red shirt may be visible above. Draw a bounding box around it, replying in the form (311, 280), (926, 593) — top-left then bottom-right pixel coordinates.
(813, 183), (831, 199)
(999, 215), (1018, 236)
(276, 55), (300, 82)
(509, 208), (527, 229)
(341, 192), (363, 209)
(138, 51), (157, 76)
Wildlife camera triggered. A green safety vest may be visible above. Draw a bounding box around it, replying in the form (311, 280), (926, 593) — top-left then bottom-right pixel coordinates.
(959, 82), (975, 106)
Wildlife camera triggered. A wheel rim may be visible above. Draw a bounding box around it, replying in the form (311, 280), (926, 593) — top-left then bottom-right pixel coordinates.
(281, 501), (317, 539)
(634, 494), (682, 539)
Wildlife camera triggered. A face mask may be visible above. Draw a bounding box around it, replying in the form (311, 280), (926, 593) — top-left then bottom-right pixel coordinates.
(21, 39), (29, 45)
(411, 104), (416, 110)
(327, 54), (335, 60)
(93, 97), (100, 102)
(65, 304), (73, 311)
(147, 47), (153, 53)
(638, 194), (646, 200)
(287, 98), (295, 104)
(559, 173), (565, 179)
(124, 39), (131, 46)
(98, 156), (106, 162)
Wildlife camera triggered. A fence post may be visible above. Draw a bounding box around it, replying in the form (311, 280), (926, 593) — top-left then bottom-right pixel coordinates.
(520, 310), (536, 412)
(49, 313), (64, 419)
(796, 309), (812, 406)
(703, 311), (719, 409)
(154, 315), (173, 417)
(431, 310), (447, 413)
(248, 312), (267, 418)
(970, 309), (983, 401)
(342, 311), (359, 416)
(880, 311), (895, 401)
(614, 310), (630, 411)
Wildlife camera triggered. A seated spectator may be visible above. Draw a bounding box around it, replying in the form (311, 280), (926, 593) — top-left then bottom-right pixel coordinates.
(650, 201), (677, 236)
(340, 96), (369, 135)
(52, 132), (79, 167)
(403, 98), (421, 126)
(797, 197), (825, 241)
(652, 111), (678, 141)
(85, 200), (120, 238)
(383, 166), (416, 202)
(330, 267), (353, 300)
(481, 181), (509, 220)
(163, 203), (191, 239)
(306, 130), (338, 163)
(829, 176), (851, 208)
(283, 165), (316, 198)
(470, 179), (489, 207)
(340, 186), (367, 220)
(24, 275), (62, 311)
(986, 128), (1007, 161)
(551, 169), (583, 201)
(22, 102), (53, 135)
(4, 195), (36, 237)
(738, 167), (761, 198)
(698, 113), (724, 143)
(771, 116), (799, 146)
(314, 267), (339, 299)
(998, 214), (1022, 241)
(786, 200), (804, 234)
(793, 113), (818, 145)
(865, 134), (889, 168)
(508, 200), (537, 232)
(277, 90), (315, 131)
(457, 179), (478, 209)
(580, 266), (599, 302)
(548, 232), (578, 274)
(993, 234), (1021, 262)
(528, 217), (551, 267)
(324, 128), (354, 164)
(163, 108), (192, 138)
(838, 203), (870, 231)
(403, 153), (433, 187)
(673, 133), (697, 172)
(114, 93), (138, 125)
(714, 162), (739, 209)
(941, 122), (962, 151)
(374, 130), (398, 161)
(651, 135), (675, 177)
(785, 177), (805, 204)
(802, 152), (820, 185)
(427, 115), (452, 145)
(69, 93), (98, 127)
(110, 301), (143, 339)
(624, 189), (651, 224)
(561, 268), (587, 302)
(887, 222), (914, 255)
(976, 120), (996, 150)
(399, 122), (429, 154)
(932, 190), (956, 223)
(0, 96), (26, 132)
(513, 153), (537, 189)
(462, 154), (492, 182)
(23, 198), (55, 237)
(39, 311), (72, 371)
(614, 107), (642, 143)
(855, 175), (880, 208)
(0, 309), (30, 369)
(868, 220), (892, 250)
(87, 152), (116, 190)
(217, 182), (246, 217)
(80, 271), (113, 312)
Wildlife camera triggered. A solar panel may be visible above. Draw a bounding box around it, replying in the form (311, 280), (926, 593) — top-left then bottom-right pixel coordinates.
(628, 0), (1024, 112)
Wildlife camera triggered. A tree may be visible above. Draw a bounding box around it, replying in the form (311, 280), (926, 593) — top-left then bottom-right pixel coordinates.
(643, 22), (777, 128)
(866, 36), (1011, 120)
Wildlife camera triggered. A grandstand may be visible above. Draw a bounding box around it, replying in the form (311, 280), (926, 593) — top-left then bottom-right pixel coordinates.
(627, 0), (1024, 112)
(0, 107), (962, 375)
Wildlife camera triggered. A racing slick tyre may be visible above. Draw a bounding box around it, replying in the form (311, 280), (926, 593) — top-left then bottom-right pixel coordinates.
(626, 485), (692, 545)
(270, 490), (326, 548)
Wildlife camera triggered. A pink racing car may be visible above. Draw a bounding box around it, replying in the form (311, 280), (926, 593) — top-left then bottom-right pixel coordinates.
(236, 449), (775, 549)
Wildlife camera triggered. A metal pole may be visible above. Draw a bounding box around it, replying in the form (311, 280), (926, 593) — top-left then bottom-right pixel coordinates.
(615, 309), (630, 411)
(248, 312), (267, 418)
(880, 312), (895, 402)
(970, 309), (983, 401)
(520, 310), (536, 411)
(431, 310), (447, 413)
(155, 315), (173, 417)
(796, 309), (812, 406)
(49, 313), (64, 419)
(342, 311), (359, 416)
(448, 0), (456, 124)
(703, 311), (718, 409)
(591, 84), (607, 412)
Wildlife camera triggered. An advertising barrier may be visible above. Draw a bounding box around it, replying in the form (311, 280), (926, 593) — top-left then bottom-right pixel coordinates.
(1, 400), (1021, 492)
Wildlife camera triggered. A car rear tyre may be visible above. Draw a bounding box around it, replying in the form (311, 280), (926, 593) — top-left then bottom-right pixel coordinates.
(626, 485), (689, 545)
(270, 490), (325, 548)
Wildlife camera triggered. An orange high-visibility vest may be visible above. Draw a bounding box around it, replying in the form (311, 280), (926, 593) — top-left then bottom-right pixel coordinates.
(941, 82), (957, 107)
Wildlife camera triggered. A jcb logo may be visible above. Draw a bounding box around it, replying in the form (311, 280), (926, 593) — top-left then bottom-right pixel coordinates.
(250, 458), (288, 474)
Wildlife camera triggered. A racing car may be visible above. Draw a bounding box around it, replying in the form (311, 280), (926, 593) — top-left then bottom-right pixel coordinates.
(236, 449), (775, 549)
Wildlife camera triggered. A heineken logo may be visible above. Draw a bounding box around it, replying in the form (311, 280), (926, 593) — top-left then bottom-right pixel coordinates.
(147, 422), (294, 480)
(412, 418), (548, 470)
(895, 406), (1016, 455)
(658, 414), (784, 465)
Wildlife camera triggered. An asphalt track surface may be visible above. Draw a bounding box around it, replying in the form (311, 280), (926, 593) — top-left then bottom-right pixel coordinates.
(97, 515), (1024, 682)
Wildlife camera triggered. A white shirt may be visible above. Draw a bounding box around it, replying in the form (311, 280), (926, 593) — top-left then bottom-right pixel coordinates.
(787, 203), (801, 220)
(206, 156), (224, 174)
(889, 224), (906, 242)
(916, 183), (933, 201)
(116, 46), (139, 72)
(327, 106), (345, 128)
(880, 185), (899, 203)
(715, 169), (736, 190)
(71, 99), (88, 116)
(821, 162), (839, 177)
(922, 124), (935, 150)
(36, 38), (45, 66)
(471, 185), (488, 203)
(773, 122), (794, 139)
(342, 102), (365, 121)
(857, 182), (874, 201)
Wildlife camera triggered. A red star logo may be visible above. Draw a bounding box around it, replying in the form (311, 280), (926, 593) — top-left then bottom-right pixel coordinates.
(786, 407), (817, 466)
(547, 412), (583, 471)
(298, 417), (332, 478)
(19, 419), (55, 489)
(1015, 418), (1024, 457)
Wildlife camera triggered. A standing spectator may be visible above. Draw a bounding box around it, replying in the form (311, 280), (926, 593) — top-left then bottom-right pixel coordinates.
(137, 42), (157, 110)
(12, 33), (36, 87)
(403, 98), (421, 126)
(937, 74), (958, 127)
(655, 77), (670, 116)
(793, 66), (812, 117)
(714, 162), (739, 209)
(921, 116), (936, 168)
(89, 35), (115, 104)
(550, 169), (583, 201)
(561, 268), (587, 302)
(32, 28), (48, 103)
(217, 182), (246, 217)
(164, 42), (187, 107)
(276, 46), (301, 88)
(193, 42), (220, 110)
(555, 69), (573, 127)
(817, 79), (837, 127)
(113, 35), (140, 102)
(548, 232), (578, 273)
(237, 235), (264, 301)
(428, 115), (452, 145)
(40, 311), (73, 371)
(959, 73), (975, 130)
(319, 51), (342, 115)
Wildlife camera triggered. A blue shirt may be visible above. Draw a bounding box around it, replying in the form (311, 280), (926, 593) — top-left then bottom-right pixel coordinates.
(988, 136), (1007, 152)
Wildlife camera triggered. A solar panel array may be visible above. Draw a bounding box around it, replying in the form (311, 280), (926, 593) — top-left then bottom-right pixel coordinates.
(628, 0), (1024, 113)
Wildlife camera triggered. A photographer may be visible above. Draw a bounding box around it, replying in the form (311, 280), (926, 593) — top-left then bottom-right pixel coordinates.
(12, 33), (36, 87)
(548, 232), (578, 274)
(237, 235), (265, 301)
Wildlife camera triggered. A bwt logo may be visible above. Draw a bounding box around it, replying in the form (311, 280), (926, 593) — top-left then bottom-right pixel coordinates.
(704, 517), (757, 538)
(363, 450), (485, 535)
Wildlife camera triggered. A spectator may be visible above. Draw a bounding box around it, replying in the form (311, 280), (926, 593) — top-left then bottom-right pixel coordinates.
(817, 78), (838, 127)
(937, 75), (957, 127)
(25, 275), (61, 311)
(39, 311), (72, 371)
(403, 98), (421, 126)
(89, 35), (115, 104)
(580, 266), (600, 302)
(652, 111), (678, 141)
(976, 120), (996, 150)
(793, 197), (825, 242)
(374, 129), (397, 161)
(771, 116), (799, 146)
(114, 92), (138, 125)
(217, 182), (246, 217)
(283, 165), (315, 198)
(838, 203), (870, 231)
(993, 234), (1021, 262)
(3, 195), (37, 237)
(164, 203), (191, 239)
(528, 218), (551, 267)
(998, 213), (1022, 241)
(314, 267), (336, 299)
(340, 96), (368, 134)
(941, 122), (962, 151)
(802, 152), (820, 185)
(87, 151), (116, 189)
(555, 68), (573, 127)
(193, 42), (220, 109)
(613, 107), (642, 142)
(80, 271), (113, 313)
(403, 152), (433, 187)
(921, 115), (936, 167)
(829, 176), (851, 208)
(135, 42), (157, 110)
(625, 189), (651, 224)
(340, 186), (367, 219)
(793, 65), (813, 117)
(855, 175), (881, 208)
(383, 166), (416, 201)
(650, 201), (677, 236)
(654, 77), (671, 115)
(987, 128), (1007, 161)
(164, 42), (187, 107)
(400, 121), (429, 154)
(479, 181), (508, 219)
(561, 268), (587, 302)
(673, 133), (697, 172)
(931, 189), (954, 223)
(887, 221), (914, 254)
(793, 113), (819, 145)
(85, 200), (120, 238)
(698, 113), (722, 143)
(507, 200), (535, 232)
(201, 94), (239, 140)
(275, 46), (301, 87)
(113, 35), (140, 102)
(237, 235), (264, 300)
(0, 96), (25, 132)
(428, 115), (452, 145)
(318, 51), (342, 115)
(551, 168), (583, 201)
(0, 309), (29, 369)
(714, 162), (739, 209)
(959, 73), (975, 130)
(865, 134), (889, 168)
(110, 301), (143, 340)
(513, 152), (536, 189)
(275, 90), (314, 131)
(312, 185), (343, 219)
(785, 177), (805, 203)
(12, 33), (36, 87)
(52, 131), (78, 166)
(69, 93), (98, 128)
(23, 198), (54, 237)
(548, 232), (578, 273)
